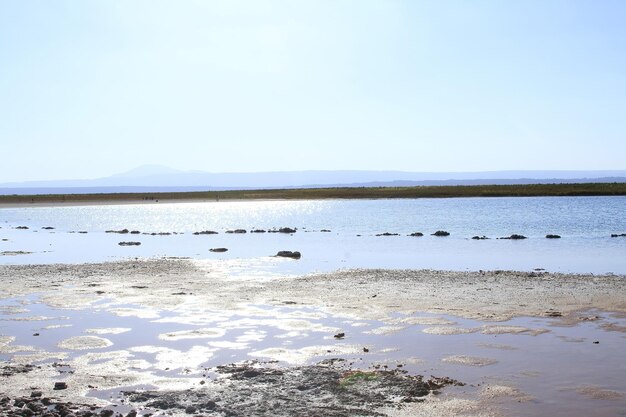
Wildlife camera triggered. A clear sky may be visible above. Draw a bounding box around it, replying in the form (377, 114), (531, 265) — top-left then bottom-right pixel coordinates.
(1, 0), (625, 182)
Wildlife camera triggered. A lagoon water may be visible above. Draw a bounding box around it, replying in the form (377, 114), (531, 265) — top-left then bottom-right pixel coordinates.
(1, 196), (625, 274)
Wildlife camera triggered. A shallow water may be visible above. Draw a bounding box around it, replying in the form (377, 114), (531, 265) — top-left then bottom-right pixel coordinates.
(0, 295), (624, 416)
(1, 196), (626, 273)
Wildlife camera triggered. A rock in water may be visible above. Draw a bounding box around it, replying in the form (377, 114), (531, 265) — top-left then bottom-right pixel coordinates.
(276, 251), (301, 259)
(499, 234), (527, 240)
(431, 230), (450, 236)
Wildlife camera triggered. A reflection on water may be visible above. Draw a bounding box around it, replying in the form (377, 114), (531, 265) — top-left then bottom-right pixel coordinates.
(1, 296), (625, 416)
(1, 197), (626, 273)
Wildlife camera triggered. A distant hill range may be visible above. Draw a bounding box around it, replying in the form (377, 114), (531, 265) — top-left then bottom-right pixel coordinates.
(1, 165), (626, 195)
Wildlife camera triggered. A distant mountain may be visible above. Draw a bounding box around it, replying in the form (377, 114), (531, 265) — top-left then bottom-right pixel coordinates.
(1, 166), (626, 195)
(109, 165), (185, 178)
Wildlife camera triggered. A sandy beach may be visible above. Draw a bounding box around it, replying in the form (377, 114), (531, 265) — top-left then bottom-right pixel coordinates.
(1, 258), (624, 416)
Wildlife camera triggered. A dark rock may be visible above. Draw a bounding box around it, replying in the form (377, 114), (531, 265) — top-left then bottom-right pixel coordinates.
(184, 405), (197, 414)
(250, 229), (266, 233)
(16, 226), (29, 230)
(320, 229), (331, 232)
(53, 382), (68, 390)
(193, 231), (218, 235)
(106, 229), (129, 234)
(610, 233), (626, 237)
(19, 408), (35, 416)
(200, 400), (217, 410)
(226, 229), (247, 234)
(26, 402), (43, 413)
(376, 232), (399, 236)
(0, 364), (35, 377)
(546, 234), (561, 239)
(545, 311), (562, 317)
(130, 231), (141, 234)
(408, 232), (423, 237)
(30, 391), (42, 398)
(99, 410), (114, 417)
(334, 332), (345, 339)
(499, 234), (527, 240)
(472, 235), (489, 240)
(276, 251), (301, 259)
(123, 361), (462, 416)
(431, 230), (450, 236)
(278, 227), (297, 234)
(118, 242), (141, 246)
(42, 227), (55, 230)
(33, 333), (40, 336)
(209, 248), (228, 253)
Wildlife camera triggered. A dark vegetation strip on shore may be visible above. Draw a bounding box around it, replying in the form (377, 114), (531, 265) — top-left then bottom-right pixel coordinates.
(1, 183), (626, 205)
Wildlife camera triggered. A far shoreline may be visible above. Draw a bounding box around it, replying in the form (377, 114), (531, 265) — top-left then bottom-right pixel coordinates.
(1, 182), (626, 208)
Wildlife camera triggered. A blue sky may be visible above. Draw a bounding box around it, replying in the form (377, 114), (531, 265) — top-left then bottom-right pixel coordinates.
(1, 1), (625, 182)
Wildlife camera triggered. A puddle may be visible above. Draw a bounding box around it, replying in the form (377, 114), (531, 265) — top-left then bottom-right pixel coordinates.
(0, 296), (625, 416)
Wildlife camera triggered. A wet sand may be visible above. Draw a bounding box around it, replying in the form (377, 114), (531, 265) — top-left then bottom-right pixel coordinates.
(1, 259), (623, 321)
(0, 259), (625, 416)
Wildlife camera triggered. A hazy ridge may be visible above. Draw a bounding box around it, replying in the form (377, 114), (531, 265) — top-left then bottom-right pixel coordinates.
(2, 166), (626, 195)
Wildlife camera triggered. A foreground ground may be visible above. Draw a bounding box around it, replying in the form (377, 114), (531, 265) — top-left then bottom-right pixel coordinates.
(0, 259), (625, 416)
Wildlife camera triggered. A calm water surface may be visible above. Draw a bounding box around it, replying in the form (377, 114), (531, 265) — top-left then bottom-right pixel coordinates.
(1, 197), (625, 273)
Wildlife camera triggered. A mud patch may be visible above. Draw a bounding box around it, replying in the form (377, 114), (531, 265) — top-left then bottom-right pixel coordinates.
(0, 251), (33, 256)
(85, 327), (131, 335)
(366, 325), (407, 335)
(575, 385), (625, 400)
(480, 325), (549, 336)
(58, 336), (113, 350)
(158, 328), (225, 341)
(422, 326), (477, 335)
(390, 316), (456, 326)
(480, 384), (533, 402)
(476, 343), (518, 351)
(442, 355), (498, 367)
